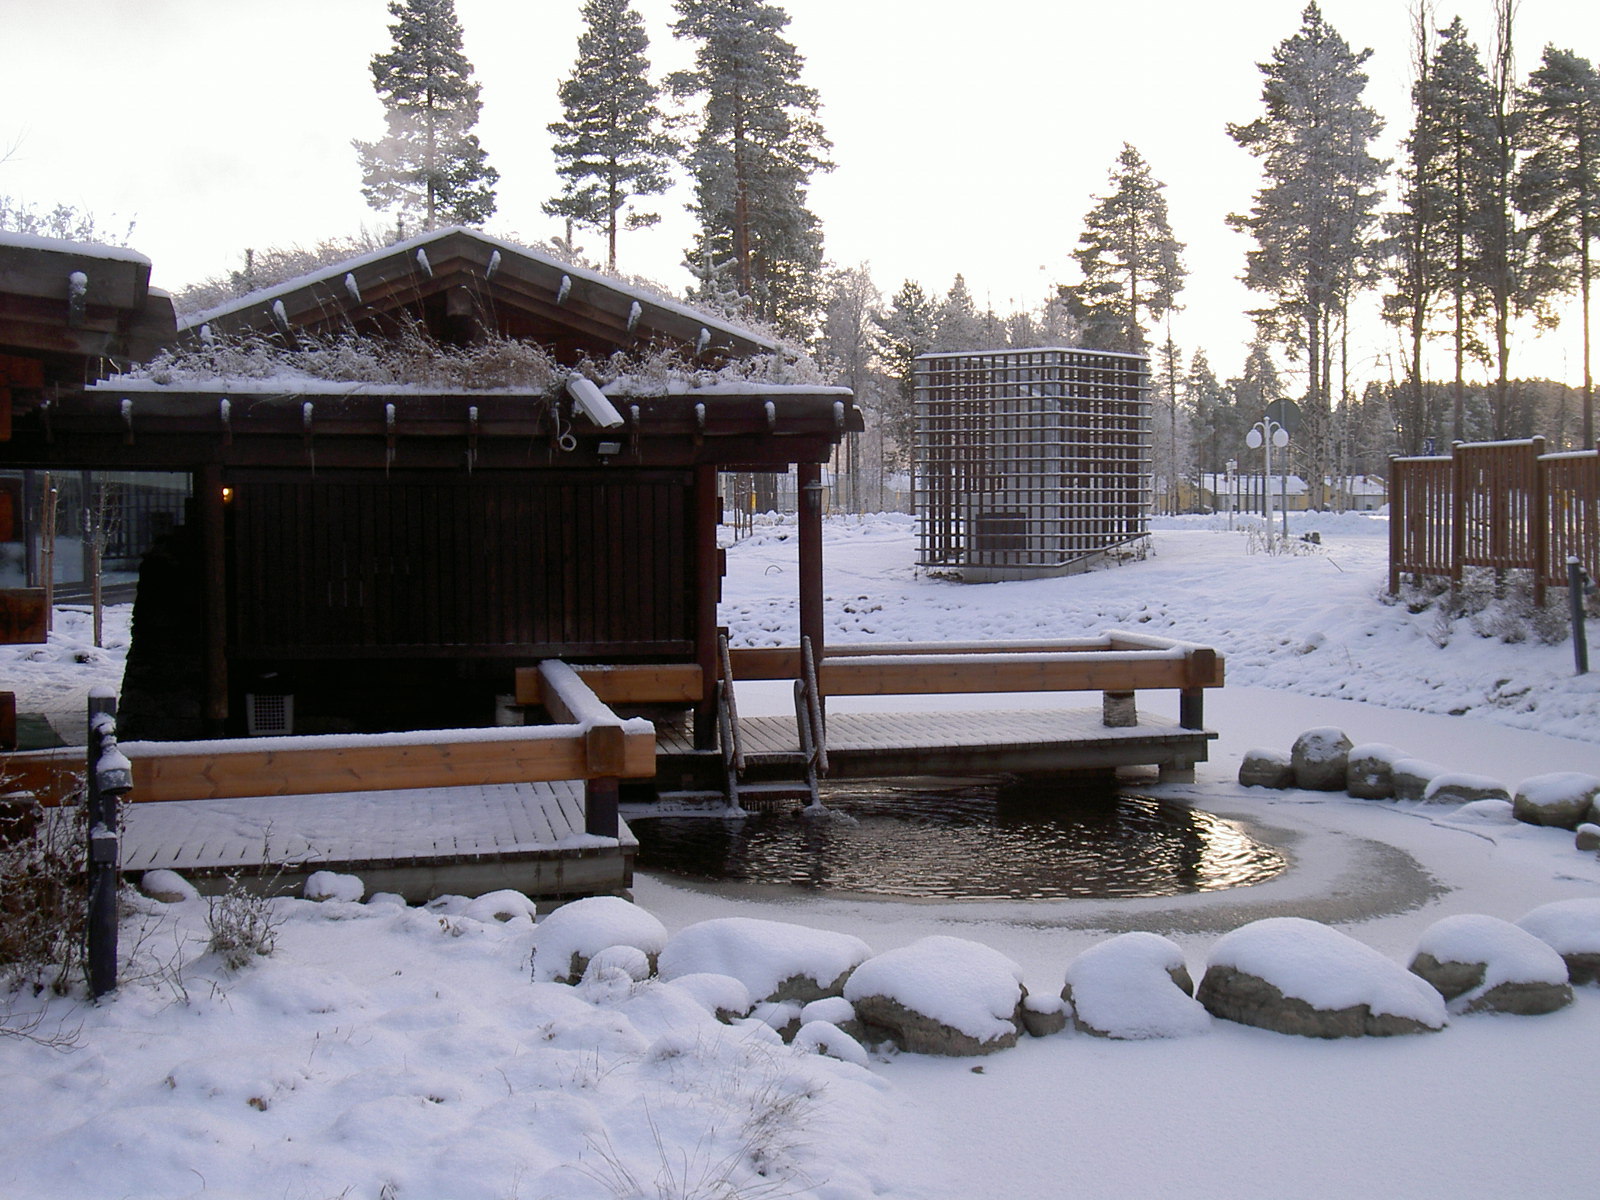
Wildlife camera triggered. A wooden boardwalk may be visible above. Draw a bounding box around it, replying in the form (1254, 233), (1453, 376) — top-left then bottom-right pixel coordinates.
(656, 706), (1214, 783)
(120, 780), (637, 902)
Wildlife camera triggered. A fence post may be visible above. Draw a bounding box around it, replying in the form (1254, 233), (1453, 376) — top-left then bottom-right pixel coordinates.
(1532, 437), (1549, 608)
(85, 688), (131, 1000)
(1387, 455), (1402, 595)
(1571, 558), (1591, 676)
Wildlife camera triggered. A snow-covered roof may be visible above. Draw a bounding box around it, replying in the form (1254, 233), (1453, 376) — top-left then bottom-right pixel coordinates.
(179, 226), (779, 357)
(0, 228), (152, 266)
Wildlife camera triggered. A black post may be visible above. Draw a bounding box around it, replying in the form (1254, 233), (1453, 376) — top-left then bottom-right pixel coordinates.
(85, 689), (130, 999)
(585, 776), (620, 839)
(1570, 557), (1591, 676)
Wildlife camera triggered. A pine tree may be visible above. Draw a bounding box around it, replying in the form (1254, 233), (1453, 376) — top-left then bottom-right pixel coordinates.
(1185, 350), (1231, 479)
(354, 0), (498, 229)
(1385, 13), (1497, 449)
(874, 280), (938, 468)
(669, 0), (832, 341)
(1480, 0), (1532, 439)
(1228, 2), (1386, 501)
(1068, 143), (1186, 355)
(545, 0), (675, 272)
(1518, 45), (1600, 445)
(933, 275), (985, 351)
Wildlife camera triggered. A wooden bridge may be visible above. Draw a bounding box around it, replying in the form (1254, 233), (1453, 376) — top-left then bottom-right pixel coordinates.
(9, 632), (1222, 910)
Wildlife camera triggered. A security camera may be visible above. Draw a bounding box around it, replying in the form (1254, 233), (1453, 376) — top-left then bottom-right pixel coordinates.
(566, 375), (625, 430)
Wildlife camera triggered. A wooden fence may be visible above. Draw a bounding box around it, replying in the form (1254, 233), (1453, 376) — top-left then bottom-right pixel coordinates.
(1389, 438), (1599, 604)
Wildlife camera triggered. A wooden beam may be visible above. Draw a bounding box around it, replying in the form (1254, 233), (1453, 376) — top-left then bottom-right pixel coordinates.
(126, 727), (657, 802)
(198, 465), (228, 730)
(815, 653), (1212, 696)
(514, 663), (704, 706)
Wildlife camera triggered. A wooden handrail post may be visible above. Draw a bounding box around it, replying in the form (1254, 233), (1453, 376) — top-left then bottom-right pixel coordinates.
(585, 776), (619, 839)
(86, 689), (130, 1000)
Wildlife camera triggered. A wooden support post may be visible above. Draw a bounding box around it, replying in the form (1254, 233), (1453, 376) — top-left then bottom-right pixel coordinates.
(585, 776), (619, 839)
(198, 465), (229, 734)
(1179, 689), (1204, 731)
(797, 462), (824, 669)
(0, 691), (15, 751)
(1531, 437), (1548, 608)
(693, 466), (720, 749)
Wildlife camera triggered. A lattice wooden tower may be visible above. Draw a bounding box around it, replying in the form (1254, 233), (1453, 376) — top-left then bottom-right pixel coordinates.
(914, 348), (1151, 581)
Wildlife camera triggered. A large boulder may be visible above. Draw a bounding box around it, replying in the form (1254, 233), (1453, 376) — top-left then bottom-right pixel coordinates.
(1197, 917), (1446, 1038)
(844, 935), (1025, 1056)
(1408, 914), (1572, 1015)
(1422, 773), (1511, 806)
(1511, 773), (1600, 830)
(1516, 898), (1600, 985)
(1062, 932), (1210, 1040)
(659, 917), (871, 1004)
(1346, 743), (1403, 800)
(1239, 748), (1295, 789)
(531, 896), (668, 984)
(1391, 758), (1446, 802)
(1291, 728), (1353, 791)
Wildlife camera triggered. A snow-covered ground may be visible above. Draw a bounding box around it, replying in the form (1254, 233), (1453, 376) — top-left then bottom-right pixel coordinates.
(3, 512), (1599, 1200)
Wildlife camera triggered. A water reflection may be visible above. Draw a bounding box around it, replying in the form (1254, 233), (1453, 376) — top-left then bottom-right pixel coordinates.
(632, 777), (1286, 901)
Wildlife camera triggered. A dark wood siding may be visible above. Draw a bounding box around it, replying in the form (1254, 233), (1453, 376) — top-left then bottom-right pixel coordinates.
(229, 470), (695, 659)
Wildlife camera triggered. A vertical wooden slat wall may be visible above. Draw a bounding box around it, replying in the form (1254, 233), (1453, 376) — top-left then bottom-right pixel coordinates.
(230, 471), (695, 657)
(1389, 441), (1598, 601)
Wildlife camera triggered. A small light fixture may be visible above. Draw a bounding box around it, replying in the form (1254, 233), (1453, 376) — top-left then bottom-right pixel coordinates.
(221, 485), (234, 504)
(597, 440), (623, 456)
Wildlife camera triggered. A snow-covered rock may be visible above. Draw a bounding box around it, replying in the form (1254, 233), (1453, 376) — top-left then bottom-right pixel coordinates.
(1346, 742), (1403, 799)
(462, 889), (539, 924)
(1511, 772), (1600, 830)
(752, 1000), (804, 1042)
(139, 868), (199, 904)
(530, 896), (667, 984)
(303, 871), (364, 903)
(1239, 747), (1294, 789)
(1516, 898), (1600, 985)
(1292, 727), (1352, 791)
(1019, 990), (1068, 1037)
(800, 996), (863, 1042)
(1576, 823), (1600, 852)
(1422, 773), (1511, 806)
(663, 972), (752, 1023)
(1408, 914), (1572, 1015)
(793, 1020), (871, 1067)
(582, 944), (652, 983)
(1062, 932), (1211, 1040)
(1391, 758), (1447, 802)
(1197, 917), (1447, 1038)
(844, 935), (1025, 1056)
(659, 917), (871, 1004)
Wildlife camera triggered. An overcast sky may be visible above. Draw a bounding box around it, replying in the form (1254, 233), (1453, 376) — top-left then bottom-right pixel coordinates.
(5, 0), (1599, 387)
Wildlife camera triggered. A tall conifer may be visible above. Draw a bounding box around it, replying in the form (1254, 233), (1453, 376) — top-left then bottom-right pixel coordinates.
(1228, 2), (1386, 502)
(669, 0), (831, 340)
(1069, 143), (1186, 356)
(1518, 45), (1600, 445)
(546, 0), (675, 272)
(354, 0), (498, 229)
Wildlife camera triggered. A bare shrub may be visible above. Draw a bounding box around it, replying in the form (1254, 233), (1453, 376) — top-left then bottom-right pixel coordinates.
(0, 787), (86, 996)
(205, 877), (282, 971)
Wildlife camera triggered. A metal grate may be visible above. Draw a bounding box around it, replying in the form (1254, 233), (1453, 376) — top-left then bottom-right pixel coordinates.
(914, 347), (1152, 580)
(245, 692), (294, 737)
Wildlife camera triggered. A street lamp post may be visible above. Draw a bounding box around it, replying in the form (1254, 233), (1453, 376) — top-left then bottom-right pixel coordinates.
(1246, 416), (1290, 547)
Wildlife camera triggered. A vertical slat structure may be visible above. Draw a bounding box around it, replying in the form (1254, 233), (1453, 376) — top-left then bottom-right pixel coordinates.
(1389, 441), (1599, 603)
(914, 348), (1151, 580)
(229, 470), (696, 657)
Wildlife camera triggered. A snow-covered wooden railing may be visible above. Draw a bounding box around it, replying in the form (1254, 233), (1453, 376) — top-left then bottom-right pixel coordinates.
(728, 632), (1224, 730)
(109, 664), (654, 840)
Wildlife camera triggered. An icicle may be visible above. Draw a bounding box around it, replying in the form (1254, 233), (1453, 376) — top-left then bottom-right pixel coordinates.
(120, 398), (134, 444)
(220, 398), (232, 445)
(557, 275), (572, 305)
(344, 273), (361, 304)
(302, 401), (314, 431)
(416, 248), (433, 277)
(271, 299), (291, 335)
(833, 400), (845, 433)
(626, 301), (642, 333)
(696, 327), (711, 355)
(486, 249), (501, 278)
(199, 323), (214, 345)
(764, 400), (777, 431)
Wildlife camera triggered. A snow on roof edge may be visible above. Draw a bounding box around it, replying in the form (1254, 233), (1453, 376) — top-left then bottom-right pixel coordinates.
(0, 228), (152, 266)
(178, 226), (778, 351)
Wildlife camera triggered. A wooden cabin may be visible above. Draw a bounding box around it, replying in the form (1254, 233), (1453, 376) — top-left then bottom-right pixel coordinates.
(0, 227), (860, 745)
